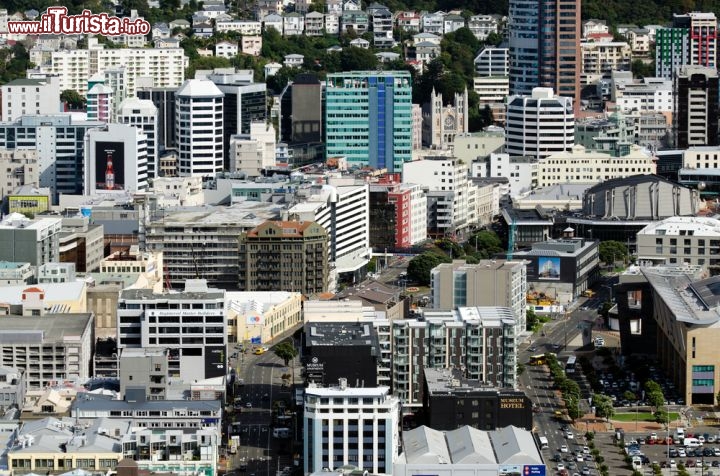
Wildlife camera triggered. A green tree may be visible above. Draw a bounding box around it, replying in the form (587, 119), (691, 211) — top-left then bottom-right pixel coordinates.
(593, 393), (615, 421)
(186, 56), (232, 80)
(339, 46), (378, 71)
(599, 240), (628, 265)
(273, 340), (298, 366)
(526, 308), (538, 331)
(60, 89), (86, 110)
(407, 251), (452, 285)
(631, 59), (655, 78)
(623, 390), (637, 402)
(468, 230), (503, 259)
(644, 379), (662, 394)
(647, 390), (665, 411)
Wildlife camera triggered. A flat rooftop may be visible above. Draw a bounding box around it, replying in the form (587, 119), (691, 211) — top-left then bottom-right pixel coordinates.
(305, 322), (379, 348)
(637, 216), (720, 237)
(149, 202), (282, 226)
(0, 314), (93, 344)
(121, 288), (225, 301)
(424, 368), (521, 395)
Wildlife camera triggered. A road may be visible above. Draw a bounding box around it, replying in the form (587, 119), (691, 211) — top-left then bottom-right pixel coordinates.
(518, 277), (617, 473)
(228, 346), (294, 476)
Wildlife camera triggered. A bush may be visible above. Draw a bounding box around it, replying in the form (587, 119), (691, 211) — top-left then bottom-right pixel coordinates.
(595, 455), (604, 464)
(600, 464), (609, 473)
(585, 431), (595, 440)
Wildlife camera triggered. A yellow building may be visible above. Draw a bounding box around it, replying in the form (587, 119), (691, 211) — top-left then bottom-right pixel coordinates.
(226, 291), (302, 345)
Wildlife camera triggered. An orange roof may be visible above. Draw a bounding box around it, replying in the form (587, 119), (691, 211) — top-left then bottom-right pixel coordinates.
(23, 287), (44, 293)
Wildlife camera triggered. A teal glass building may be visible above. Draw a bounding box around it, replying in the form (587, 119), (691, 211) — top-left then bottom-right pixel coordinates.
(325, 71), (412, 173)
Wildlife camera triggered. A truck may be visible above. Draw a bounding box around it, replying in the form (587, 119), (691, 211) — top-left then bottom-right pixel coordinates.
(230, 435), (240, 454)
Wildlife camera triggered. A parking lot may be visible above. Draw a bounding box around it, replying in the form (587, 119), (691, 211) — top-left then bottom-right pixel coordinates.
(589, 427), (720, 475)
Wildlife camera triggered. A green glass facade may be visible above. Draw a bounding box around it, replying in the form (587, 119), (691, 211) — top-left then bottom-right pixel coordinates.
(325, 71), (412, 173)
(656, 28), (689, 79)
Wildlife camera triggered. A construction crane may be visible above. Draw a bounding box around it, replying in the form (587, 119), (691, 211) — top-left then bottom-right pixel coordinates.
(506, 217), (517, 260)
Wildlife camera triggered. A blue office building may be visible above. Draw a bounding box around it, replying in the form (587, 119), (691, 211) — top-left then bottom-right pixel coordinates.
(325, 71), (412, 173)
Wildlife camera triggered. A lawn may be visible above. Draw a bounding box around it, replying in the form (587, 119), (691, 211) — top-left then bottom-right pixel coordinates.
(612, 412), (680, 422)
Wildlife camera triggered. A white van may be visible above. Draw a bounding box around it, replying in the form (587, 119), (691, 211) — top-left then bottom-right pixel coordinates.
(684, 437), (702, 448)
(538, 436), (549, 450)
(676, 427), (685, 438)
(632, 456), (643, 470)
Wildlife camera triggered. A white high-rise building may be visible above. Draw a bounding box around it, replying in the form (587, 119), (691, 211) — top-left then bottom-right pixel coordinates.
(84, 123), (148, 194)
(86, 83), (113, 123)
(406, 183), (428, 245)
(284, 182), (370, 277)
(228, 121), (277, 177)
(304, 382), (401, 475)
(506, 87), (575, 159)
(0, 77), (61, 121)
(28, 37), (187, 97)
(403, 156), (475, 236)
(175, 79), (225, 178)
(118, 97), (159, 179)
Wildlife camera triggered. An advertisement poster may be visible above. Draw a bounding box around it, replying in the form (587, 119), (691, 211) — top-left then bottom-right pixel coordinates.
(537, 257), (561, 280)
(95, 141), (125, 191)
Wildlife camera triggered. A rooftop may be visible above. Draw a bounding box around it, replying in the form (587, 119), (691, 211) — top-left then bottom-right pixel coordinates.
(0, 281), (85, 305)
(304, 384), (391, 398)
(513, 238), (597, 257)
(72, 392), (222, 413)
(517, 183), (592, 202)
(424, 368), (524, 395)
(642, 266), (720, 326)
(176, 78), (224, 97)
(120, 284), (225, 302)
(399, 425), (541, 466)
(421, 306), (516, 328)
(226, 291), (299, 315)
(149, 202), (282, 226)
(0, 261), (29, 270)
(0, 314), (93, 344)
(637, 216), (720, 237)
(304, 321), (379, 349)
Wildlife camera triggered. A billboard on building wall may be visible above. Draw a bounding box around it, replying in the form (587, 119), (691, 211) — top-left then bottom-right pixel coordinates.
(537, 257), (561, 280)
(204, 345), (226, 378)
(246, 311), (264, 326)
(95, 141), (125, 191)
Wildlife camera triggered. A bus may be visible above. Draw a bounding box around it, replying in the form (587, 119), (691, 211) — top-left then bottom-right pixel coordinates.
(565, 355), (577, 373)
(538, 436), (549, 450)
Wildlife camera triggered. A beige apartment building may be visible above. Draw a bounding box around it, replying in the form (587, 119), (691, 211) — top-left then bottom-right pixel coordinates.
(537, 145), (656, 187)
(643, 266), (720, 405)
(430, 259), (527, 334)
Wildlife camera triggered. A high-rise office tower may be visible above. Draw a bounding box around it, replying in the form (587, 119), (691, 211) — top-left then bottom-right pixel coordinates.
(674, 65), (719, 148)
(325, 71), (412, 173)
(656, 12), (717, 80)
(175, 79), (224, 178)
(506, 87), (575, 159)
(118, 97), (159, 178)
(508, 0), (581, 111)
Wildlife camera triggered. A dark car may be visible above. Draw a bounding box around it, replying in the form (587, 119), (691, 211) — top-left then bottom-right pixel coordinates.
(553, 454), (562, 463)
